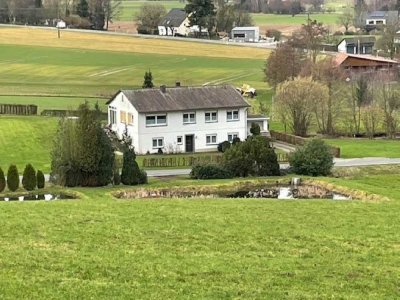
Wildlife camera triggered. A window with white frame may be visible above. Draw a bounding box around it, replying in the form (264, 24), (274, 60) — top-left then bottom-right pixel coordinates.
(227, 133), (239, 142)
(227, 110), (239, 121)
(146, 114), (167, 126)
(177, 136), (183, 144)
(205, 111), (218, 122)
(206, 134), (217, 145)
(152, 138), (164, 149)
(183, 112), (196, 124)
(109, 106), (117, 125)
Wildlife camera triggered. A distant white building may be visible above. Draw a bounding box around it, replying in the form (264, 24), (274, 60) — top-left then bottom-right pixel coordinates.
(106, 85), (269, 154)
(158, 8), (207, 37)
(231, 27), (260, 43)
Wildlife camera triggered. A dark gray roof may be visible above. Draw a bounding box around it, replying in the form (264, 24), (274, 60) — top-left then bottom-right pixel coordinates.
(109, 85), (250, 113)
(159, 8), (187, 27)
(366, 10), (399, 23)
(339, 36), (376, 46)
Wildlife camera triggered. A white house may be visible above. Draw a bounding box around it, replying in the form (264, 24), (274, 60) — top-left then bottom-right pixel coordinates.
(337, 37), (375, 55)
(158, 8), (207, 36)
(106, 85), (269, 154)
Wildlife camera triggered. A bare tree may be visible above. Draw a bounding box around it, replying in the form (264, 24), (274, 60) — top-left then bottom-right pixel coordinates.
(275, 76), (329, 136)
(337, 8), (354, 33)
(135, 3), (166, 34)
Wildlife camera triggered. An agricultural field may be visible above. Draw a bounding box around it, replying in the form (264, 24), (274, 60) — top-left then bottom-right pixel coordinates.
(118, 0), (185, 21)
(0, 170), (399, 298)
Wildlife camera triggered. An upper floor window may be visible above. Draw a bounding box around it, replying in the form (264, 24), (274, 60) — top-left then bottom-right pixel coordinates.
(183, 112), (196, 124)
(205, 111), (217, 123)
(227, 110), (239, 121)
(146, 114), (167, 126)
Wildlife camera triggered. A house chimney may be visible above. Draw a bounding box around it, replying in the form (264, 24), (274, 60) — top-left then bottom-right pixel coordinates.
(160, 85), (167, 93)
(175, 81), (181, 87)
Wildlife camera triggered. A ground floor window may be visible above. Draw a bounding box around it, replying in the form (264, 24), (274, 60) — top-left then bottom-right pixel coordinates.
(177, 136), (183, 144)
(227, 133), (238, 142)
(152, 138), (164, 149)
(206, 134), (217, 145)
(109, 107), (117, 125)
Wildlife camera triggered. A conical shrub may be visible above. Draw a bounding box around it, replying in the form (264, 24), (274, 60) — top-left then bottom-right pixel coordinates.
(22, 164), (37, 191)
(0, 167), (5, 193)
(37, 170), (45, 189)
(7, 165), (19, 192)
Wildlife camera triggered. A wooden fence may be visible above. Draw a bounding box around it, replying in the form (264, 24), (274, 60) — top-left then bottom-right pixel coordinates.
(0, 104), (37, 115)
(270, 130), (341, 158)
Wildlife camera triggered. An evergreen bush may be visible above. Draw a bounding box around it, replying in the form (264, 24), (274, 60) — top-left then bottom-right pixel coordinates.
(121, 149), (144, 185)
(37, 170), (45, 189)
(22, 164), (37, 191)
(0, 167), (5, 193)
(113, 169), (121, 185)
(190, 164), (232, 179)
(7, 165), (19, 192)
(250, 123), (261, 135)
(289, 139), (334, 176)
(217, 141), (231, 153)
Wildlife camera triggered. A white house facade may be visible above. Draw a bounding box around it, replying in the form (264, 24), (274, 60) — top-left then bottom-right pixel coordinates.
(158, 8), (207, 37)
(107, 85), (269, 154)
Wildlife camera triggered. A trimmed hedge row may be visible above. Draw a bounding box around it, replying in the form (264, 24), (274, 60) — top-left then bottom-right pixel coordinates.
(142, 155), (223, 168)
(0, 165), (45, 193)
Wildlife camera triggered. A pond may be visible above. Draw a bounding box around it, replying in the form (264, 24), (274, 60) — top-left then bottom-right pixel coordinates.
(1, 193), (76, 202)
(114, 179), (352, 201)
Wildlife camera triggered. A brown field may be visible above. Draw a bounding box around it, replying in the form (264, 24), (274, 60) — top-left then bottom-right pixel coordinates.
(0, 27), (268, 59)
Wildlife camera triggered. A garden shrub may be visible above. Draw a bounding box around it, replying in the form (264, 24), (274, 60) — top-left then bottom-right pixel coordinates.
(37, 170), (45, 189)
(0, 167), (5, 192)
(157, 148), (163, 155)
(217, 141), (231, 153)
(190, 164), (232, 179)
(289, 139), (334, 176)
(223, 136), (280, 177)
(113, 169), (121, 185)
(22, 164), (37, 191)
(7, 165), (19, 192)
(232, 137), (241, 145)
(121, 149), (147, 185)
(250, 123), (261, 135)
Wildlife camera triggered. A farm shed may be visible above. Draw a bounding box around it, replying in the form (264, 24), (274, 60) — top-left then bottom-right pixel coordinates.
(231, 27), (260, 43)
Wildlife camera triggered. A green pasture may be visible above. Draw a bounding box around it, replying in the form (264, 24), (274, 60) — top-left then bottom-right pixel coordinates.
(325, 138), (400, 159)
(118, 0), (185, 22)
(0, 171), (399, 298)
(0, 96), (107, 113)
(252, 13), (340, 27)
(0, 44), (265, 97)
(0, 116), (57, 172)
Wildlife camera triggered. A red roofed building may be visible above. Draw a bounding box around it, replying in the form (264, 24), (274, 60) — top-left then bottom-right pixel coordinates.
(334, 53), (399, 72)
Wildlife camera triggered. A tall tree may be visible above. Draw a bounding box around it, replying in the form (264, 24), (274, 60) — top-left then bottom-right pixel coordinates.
(290, 19), (327, 63)
(142, 70), (154, 88)
(337, 8), (354, 33)
(76, 0), (89, 18)
(264, 43), (307, 90)
(376, 23), (399, 59)
(185, 0), (216, 38)
(275, 76), (329, 136)
(104, 0), (121, 30)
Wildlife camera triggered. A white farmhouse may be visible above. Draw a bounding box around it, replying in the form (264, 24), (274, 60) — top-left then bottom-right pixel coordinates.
(107, 85), (269, 154)
(158, 8), (208, 37)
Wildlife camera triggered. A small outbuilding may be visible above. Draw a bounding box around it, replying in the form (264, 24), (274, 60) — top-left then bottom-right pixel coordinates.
(337, 37), (376, 55)
(231, 27), (260, 43)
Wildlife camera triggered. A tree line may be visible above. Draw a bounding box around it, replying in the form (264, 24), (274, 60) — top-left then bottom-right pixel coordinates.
(0, 0), (120, 30)
(265, 21), (400, 138)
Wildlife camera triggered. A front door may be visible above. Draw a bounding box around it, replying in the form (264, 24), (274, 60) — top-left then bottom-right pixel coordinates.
(185, 135), (194, 153)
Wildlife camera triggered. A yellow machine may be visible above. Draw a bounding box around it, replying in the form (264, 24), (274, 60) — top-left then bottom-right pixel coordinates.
(236, 84), (257, 98)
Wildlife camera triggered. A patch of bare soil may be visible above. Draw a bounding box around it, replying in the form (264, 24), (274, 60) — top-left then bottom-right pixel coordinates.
(108, 21), (138, 34)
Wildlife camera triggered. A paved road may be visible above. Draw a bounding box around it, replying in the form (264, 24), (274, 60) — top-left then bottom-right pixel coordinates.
(34, 157), (400, 180)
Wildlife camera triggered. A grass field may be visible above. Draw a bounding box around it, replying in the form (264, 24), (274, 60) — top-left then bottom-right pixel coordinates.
(0, 96), (107, 113)
(0, 171), (399, 298)
(325, 138), (400, 159)
(0, 28), (267, 97)
(0, 116), (57, 172)
(252, 13), (340, 27)
(119, 0), (184, 21)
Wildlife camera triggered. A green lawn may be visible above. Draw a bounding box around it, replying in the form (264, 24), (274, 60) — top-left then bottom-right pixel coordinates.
(0, 116), (57, 172)
(0, 96), (107, 113)
(0, 172), (399, 298)
(251, 13), (340, 27)
(325, 138), (400, 158)
(0, 43), (265, 97)
(118, 0), (185, 21)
